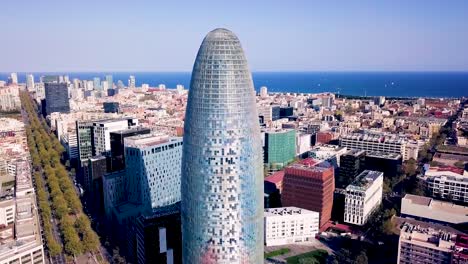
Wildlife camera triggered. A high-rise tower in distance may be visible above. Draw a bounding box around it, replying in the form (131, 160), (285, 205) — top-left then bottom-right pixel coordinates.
(181, 28), (264, 263)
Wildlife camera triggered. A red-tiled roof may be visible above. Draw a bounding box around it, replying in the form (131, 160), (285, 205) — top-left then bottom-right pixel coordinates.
(265, 171), (285, 184)
(429, 166), (464, 175)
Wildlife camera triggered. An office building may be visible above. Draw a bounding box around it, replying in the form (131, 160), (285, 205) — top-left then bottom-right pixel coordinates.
(340, 131), (416, 161)
(259, 105), (281, 123)
(93, 77), (101, 90)
(337, 149), (366, 188)
(83, 156), (107, 212)
(280, 106), (294, 118)
(401, 194), (468, 225)
(397, 222), (461, 264)
(135, 203), (182, 264)
(364, 151), (402, 178)
(260, 86), (268, 98)
(272, 105), (281, 121)
(282, 159), (335, 227)
(264, 129), (296, 170)
(128, 75), (136, 88)
(322, 96), (333, 108)
(76, 121), (95, 166)
(8, 73), (18, 84)
(181, 28), (264, 263)
(109, 127), (150, 171)
(93, 117), (138, 156)
(103, 102), (120, 113)
(106, 75), (113, 89)
(344, 170), (383, 226)
(374, 96), (386, 106)
(26, 74), (35, 91)
(101, 80), (109, 91)
(34, 82), (45, 100)
(125, 134), (182, 212)
(422, 166), (468, 204)
(102, 170), (126, 219)
(264, 207), (319, 246)
(44, 81), (70, 115)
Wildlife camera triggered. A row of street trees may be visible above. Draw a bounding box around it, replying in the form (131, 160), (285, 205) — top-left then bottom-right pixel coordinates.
(21, 92), (100, 258)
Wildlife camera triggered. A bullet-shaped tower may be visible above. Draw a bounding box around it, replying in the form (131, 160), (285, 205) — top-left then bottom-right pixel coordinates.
(181, 28), (264, 263)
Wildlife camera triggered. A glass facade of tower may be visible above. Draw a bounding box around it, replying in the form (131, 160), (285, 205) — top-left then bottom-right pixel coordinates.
(181, 28), (264, 263)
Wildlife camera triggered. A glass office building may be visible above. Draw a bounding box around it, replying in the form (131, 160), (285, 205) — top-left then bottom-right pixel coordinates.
(181, 28), (264, 263)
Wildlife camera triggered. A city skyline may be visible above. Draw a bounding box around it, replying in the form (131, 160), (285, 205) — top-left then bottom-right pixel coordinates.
(1, 2), (468, 263)
(2, 0), (468, 72)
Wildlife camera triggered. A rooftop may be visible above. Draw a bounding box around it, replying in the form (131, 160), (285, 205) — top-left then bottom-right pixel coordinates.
(344, 149), (366, 157)
(399, 222), (460, 252)
(286, 159), (333, 175)
(341, 131), (407, 144)
(347, 170), (383, 191)
(264, 207), (319, 217)
(401, 194), (468, 224)
(111, 127), (151, 135)
(265, 170), (285, 184)
(124, 134), (181, 149)
(366, 151), (402, 160)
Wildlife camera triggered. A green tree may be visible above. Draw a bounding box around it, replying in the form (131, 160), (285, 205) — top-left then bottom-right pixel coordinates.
(299, 257), (320, 264)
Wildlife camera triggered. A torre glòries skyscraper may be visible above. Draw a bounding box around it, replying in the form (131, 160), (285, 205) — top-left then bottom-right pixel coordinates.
(181, 28), (264, 263)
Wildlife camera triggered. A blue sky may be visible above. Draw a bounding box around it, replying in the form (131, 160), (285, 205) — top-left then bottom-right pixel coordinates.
(1, 0), (468, 72)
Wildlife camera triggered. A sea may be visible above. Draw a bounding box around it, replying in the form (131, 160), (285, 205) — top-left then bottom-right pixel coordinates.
(1, 72), (467, 98)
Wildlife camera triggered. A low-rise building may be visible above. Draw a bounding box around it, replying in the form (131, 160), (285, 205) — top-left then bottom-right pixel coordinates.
(344, 170), (383, 226)
(0, 119), (45, 264)
(421, 166), (468, 204)
(340, 131), (417, 161)
(397, 222), (462, 264)
(401, 194), (468, 225)
(264, 207), (319, 246)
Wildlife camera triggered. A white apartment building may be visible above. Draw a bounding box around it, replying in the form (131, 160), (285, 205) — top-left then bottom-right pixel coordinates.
(124, 134), (183, 212)
(0, 86), (21, 112)
(128, 75), (136, 89)
(296, 133), (311, 156)
(340, 132), (418, 161)
(9, 73), (18, 84)
(260, 86), (268, 98)
(34, 83), (45, 101)
(93, 118), (138, 155)
(26, 74), (35, 92)
(0, 200), (15, 228)
(421, 166), (468, 204)
(264, 207), (319, 247)
(344, 170), (383, 225)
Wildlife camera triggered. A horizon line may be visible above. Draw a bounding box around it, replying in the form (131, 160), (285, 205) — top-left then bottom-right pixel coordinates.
(2, 70), (468, 74)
